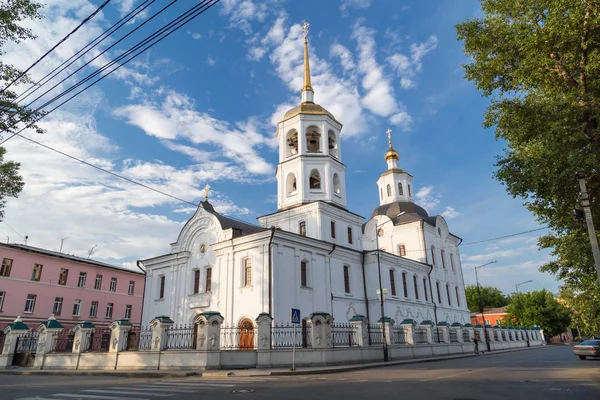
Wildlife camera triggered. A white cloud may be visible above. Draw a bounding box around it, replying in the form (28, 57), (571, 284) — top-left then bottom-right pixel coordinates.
(415, 185), (440, 212)
(441, 206), (461, 219)
(463, 249), (522, 263)
(340, 0), (373, 15)
(207, 56), (216, 66)
(387, 36), (438, 89)
(330, 43), (356, 81)
(220, 0), (270, 35)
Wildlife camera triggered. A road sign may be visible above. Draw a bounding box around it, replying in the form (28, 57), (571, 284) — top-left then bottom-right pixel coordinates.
(291, 308), (301, 325)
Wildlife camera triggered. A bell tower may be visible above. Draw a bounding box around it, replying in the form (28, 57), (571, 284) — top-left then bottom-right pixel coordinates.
(275, 21), (347, 211)
(376, 128), (415, 206)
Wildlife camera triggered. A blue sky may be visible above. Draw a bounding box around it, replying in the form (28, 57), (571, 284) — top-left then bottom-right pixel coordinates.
(1, 0), (557, 297)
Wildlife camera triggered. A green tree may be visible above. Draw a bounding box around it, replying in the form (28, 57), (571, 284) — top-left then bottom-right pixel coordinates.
(0, 0), (45, 220)
(558, 284), (600, 337)
(507, 290), (571, 337)
(465, 285), (510, 312)
(456, 1), (600, 310)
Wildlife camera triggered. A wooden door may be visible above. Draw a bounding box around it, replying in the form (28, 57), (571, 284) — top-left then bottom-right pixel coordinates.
(239, 319), (254, 350)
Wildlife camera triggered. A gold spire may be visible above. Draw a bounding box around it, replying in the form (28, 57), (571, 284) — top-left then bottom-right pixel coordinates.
(301, 20), (314, 99)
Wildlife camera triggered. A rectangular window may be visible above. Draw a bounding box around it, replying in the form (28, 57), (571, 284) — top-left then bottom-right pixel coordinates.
(125, 305), (132, 320)
(53, 297), (63, 315)
(347, 227), (353, 244)
(205, 268), (212, 292)
(244, 258), (252, 286)
(72, 299), (81, 316)
(299, 221), (306, 236)
(94, 274), (102, 290)
(78, 272), (87, 288)
(436, 282), (442, 304)
(24, 294), (36, 313)
(159, 276), (165, 299)
(455, 287), (461, 307)
(413, 276), (419, 300)
(300, 261), (308, 287)
(496, 319), (501, 325)
(398, 245), (406, 257)
(105, 303), (113, 319)
(0, 258), (12, 277)
(128, 280), (135, 295)
(109, 277), (117, 292)
(485, 319), (490, 325)
(450, 254), (455, 272)
(446, 285), (452, 306)
(31, 264), (43, 281)
(331, 220), (336, 238)
(423, 278), (429, 302)
(389, 269), (396, 296)
(193, 270), (200, 294)
(402, 273), (408, 298)
(89, 301), (98, 318)
(0, 291), (4, 311)
(58, 268), (68, 285)
(343, 265), (350, 294)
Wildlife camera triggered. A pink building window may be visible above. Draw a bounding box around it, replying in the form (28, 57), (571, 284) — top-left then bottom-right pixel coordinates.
(105, 302), (113, 319)
(125, 304), (132, 319)
(90, 301), (98, 318)
(94, 274), (102, 290)
(109, 277), (117, 292)
(24, 294), (36, 313)
(72, 300), (81, 316)
(0, 291), (5, 311)
(78, 272), (87, 288)
(58, 268), (68, 285)
(31, 264), (43, 281)
(128, 280), (135, 295)
(53, 297), (63, 315)
(1, 258), (12, 277)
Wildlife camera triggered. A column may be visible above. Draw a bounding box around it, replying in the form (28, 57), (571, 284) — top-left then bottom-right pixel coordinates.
(255, 313), (273, 369)
(463, 324), (474, 343)
(0, 317), (31, 369)
(349, 315), (368, 347)
(109, 319), (133, 353)
(419, 321), (434, 344)
(494, 326), (503, 342)
(400, 319), (416, 345)
(308, 313), (332, 349)
(436, 322), (450, 344)
(451, 323), (463, 343)
(33, 315), (64, 369)
(194, 311), (224, 351)
(150, 316), (174, 351)
(72, 321), (95, 354)
(378, 317), (394, 346)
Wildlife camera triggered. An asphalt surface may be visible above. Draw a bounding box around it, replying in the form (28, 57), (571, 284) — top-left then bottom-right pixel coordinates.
(1, 345), (599, 400)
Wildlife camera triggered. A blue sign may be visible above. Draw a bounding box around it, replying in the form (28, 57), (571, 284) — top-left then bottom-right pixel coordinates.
(291, 308), (301, 325)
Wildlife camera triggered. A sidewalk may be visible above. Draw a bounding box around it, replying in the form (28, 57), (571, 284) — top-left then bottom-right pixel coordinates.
(0, 345), (546, 378)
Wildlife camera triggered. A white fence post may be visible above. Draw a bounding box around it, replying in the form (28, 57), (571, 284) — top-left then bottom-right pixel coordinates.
(34, 315), (64, 369)
(0, 317), (30, 368)
(150, 316), (173, 351)
(349, 315), (368, 347)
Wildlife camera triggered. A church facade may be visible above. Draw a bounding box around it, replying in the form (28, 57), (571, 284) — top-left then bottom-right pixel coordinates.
(140, 28), (470, 330)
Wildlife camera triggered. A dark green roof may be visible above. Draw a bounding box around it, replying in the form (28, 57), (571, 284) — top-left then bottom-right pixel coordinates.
(153, 315), (174, 323)
(463, 323), (473, 327)
(41, 319), (63, 330)
(378, 317), (393, 323)
(420, 320), (434, 326)
(199, 311), (223, 319)
(484, 324), (493, 328)
(349, 315), (366, 322)
(451, 322), (463, 327)
(113, 318), (132, 326)
(8, 320), (30, 331)
(493, 325), (501, 329)
(400, 319), (416, 325)
(437, 321), (449, 326)
(309, 312), (331, 319)
(78, 321), (95, 329)
(474, 324), (484, 328)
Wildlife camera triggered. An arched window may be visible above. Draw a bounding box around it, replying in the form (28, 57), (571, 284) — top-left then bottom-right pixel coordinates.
(243, 258), (252, 287)
(441, 250), (446, 269)
(423, 278), (428, 302)
(347, 226), (353, 244)
(309, 169), (321, 189)
(455, 286), (460, 307)
(413, 275), (419, 300)
(331, 220), (336, 238)
(446, 284), (452, 306)
(408, 184), (412, 197)
(333, 173), (341, 195)
(450, 254), (455, 271)
(205, 267), (212, 292)
(389, 269), (397, 296)
(343, 265), (351, 293)
(159, 275), (165, 299)
(386, 184), (392, 197)
(398, 182), (403, 195)
(328, 130), (338, 157)
(299, 221), (306, 236)
(436, 281), (442, 304)
(380, 188), (383, 199)
(286, 173), (297, 196)
(306, 126), (321, 152)
(398, 244), (406, 256)
(402, 272), (408, 298)
(286, 129), (298, 157)
(193, 269), (200, 294)
(431, 245), (436, 266)
(300, 261), (308, 287)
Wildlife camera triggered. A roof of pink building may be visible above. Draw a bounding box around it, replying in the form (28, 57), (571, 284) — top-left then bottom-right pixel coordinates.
(1, 243), (143, 275)
(483, 305), (509, 314)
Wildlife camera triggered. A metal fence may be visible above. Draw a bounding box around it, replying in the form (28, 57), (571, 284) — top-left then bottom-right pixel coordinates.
(331, 323), (358, 347)
(368, 324), (384, 345)
(220, 324), (256, 350)
(462, 330), (471, 342)
(449, 330), (459, 343)
(271, 323), (311, 348)
(86, 328), (111, 352)
(126, 326), (153, 351)
(50, 329), (74, 353)
(493, 330), (499, 341)
(414, 328), (428, 344)
(165, 324), (196, 350)
(392, 327), (408, 345)
(15, 331), (39, 354)
(0, 331), (5, 353)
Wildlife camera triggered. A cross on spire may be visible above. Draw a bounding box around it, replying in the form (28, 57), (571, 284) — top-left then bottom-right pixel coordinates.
(386, 128), (392, 148)
(302, 20), (309, 41)
(204, 184), (210, 202)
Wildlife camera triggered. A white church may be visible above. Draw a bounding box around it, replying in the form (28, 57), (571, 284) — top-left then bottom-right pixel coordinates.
(140, 27), (470, 331)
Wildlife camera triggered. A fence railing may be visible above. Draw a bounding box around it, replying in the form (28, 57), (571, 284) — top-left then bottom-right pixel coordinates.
(462, 330), (471, 342)
(368, 324), (384, 345)
(0, 331), (5, 353)
(449, 330), (459, 343)
(392, 327), (408, 345)
(414, 328), (428, 344)
(220, 325), (256, 350)
(126, 326), (153, 351)
(15, 331), (39, 353)
(331, 323), (358, 347)
(271, 323), (311, 348)
(86, 328), (111, 352)
(165, 324), (196, 350)
(50, 329), (74, 353)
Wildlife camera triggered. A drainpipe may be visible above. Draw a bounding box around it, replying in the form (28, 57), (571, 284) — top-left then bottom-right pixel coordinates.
(328, 244), (336, 317)
(136, 260), (147, 326)
(423, 221), (440, 343)
(268, 227), (276, 316)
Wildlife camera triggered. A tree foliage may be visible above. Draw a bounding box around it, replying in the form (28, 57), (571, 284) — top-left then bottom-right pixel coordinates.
(507, 290), (571, 337)
(465, 285), (510, 312)
(456, 0), (600, 312)
(0, 0), (45, 220)
(558, 284), (600, 337)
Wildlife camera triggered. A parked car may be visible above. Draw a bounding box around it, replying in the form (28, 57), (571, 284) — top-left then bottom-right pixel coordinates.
(573, 339), (600, 360)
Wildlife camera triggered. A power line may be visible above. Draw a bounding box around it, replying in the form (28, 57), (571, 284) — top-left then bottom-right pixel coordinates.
(2, 221), (24, 240)
(459, 227), (549, 247)
(0, 0), (113, 95)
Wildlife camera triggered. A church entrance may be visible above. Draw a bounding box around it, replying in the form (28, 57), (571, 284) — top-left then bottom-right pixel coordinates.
(239, 318), (254, 350)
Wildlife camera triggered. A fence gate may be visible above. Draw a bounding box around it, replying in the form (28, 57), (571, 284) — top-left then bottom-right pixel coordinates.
(12, 331), (39, 367)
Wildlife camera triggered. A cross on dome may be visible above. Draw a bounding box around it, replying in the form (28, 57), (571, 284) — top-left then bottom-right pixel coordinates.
(204, 184), (210, 202)
(302, 20), (309, 41)
(386, 128), (393, 148)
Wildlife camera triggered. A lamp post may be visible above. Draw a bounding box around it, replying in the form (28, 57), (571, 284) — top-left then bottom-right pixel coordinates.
(374, 219), (393, 362)
(515, 280), (533, 294)
(577, 173), (600, 284)
(475, 260), (497, 352)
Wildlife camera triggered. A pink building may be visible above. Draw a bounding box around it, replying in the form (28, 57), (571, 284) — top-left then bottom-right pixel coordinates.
(0, 243), (144, 330)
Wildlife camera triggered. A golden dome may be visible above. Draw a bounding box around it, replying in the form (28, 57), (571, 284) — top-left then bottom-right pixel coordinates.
(283, 102), (339, 122)
(385, 147), (399, 161)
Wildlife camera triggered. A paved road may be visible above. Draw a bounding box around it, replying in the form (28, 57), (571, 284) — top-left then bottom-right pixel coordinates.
(1, 346), (598, 400)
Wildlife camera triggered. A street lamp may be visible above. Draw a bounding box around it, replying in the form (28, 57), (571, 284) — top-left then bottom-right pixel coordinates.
(374, 218), (393, 362)
(515, 279), (533, 293)
(474, 260), (497, 352)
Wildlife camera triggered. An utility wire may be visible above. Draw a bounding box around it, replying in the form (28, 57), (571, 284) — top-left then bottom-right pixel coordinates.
(0, 0), (113, 95)
(14, 0), (155, 104)
(2, 221), (24, 240)
(459, 227), (549, 247)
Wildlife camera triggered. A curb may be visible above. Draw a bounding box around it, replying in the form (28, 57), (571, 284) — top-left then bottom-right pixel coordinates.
(0, 369), (199, 378)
